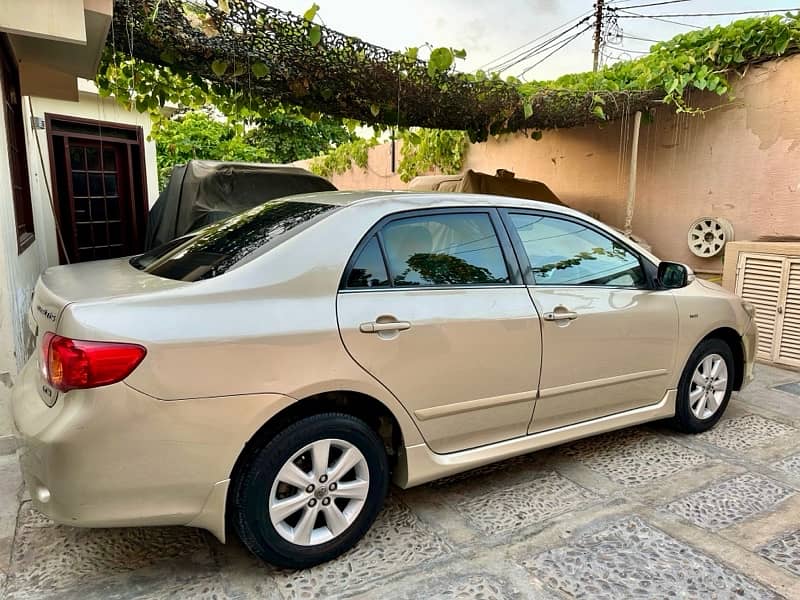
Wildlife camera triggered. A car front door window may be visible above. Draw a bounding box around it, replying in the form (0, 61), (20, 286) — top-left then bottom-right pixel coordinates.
(508, 213), (646, 288)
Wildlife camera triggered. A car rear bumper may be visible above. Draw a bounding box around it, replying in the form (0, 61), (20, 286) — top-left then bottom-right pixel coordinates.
(12, 358), (294, 540)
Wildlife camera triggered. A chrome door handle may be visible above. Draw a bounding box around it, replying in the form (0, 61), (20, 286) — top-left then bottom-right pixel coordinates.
(359, 321), (411, 333)
(543, 311), (578, 322)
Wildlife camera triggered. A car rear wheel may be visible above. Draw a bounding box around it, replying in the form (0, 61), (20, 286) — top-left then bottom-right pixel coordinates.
(231, 413), (389, 568)
(671, 338), (734, 433)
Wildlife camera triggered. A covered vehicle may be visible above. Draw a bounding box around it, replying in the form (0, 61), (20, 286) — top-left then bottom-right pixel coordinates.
(408, 169), (652, 250)
(145, 160), (336, 249)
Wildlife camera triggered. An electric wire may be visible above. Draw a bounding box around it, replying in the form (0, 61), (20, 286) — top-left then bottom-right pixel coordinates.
(477, 9), (594, 71)
(518, 24), (595, 78)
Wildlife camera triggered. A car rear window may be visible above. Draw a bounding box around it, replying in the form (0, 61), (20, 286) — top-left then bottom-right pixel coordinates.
(131, 200), (336, 281)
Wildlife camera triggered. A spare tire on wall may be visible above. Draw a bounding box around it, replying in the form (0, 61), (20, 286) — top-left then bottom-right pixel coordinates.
(688, 217), (734, 258)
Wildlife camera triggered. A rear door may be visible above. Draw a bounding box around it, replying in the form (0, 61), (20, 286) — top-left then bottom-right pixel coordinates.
(501, 210), (679, 433)
(337, 208), (543, 454)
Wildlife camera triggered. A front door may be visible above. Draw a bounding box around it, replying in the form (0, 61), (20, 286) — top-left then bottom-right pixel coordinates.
(502, 210), (679, 433)
(64, 140), (133, 261)
(47, 115), (148, 263)
(337, 209), (542, 454)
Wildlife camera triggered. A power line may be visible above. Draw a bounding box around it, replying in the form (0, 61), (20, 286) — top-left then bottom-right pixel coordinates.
(519, 24), (594, 78)
(611, 0), (695, 9)
(614, 10), (703, 28)
(478, 10), (594, 71)
(621, 32), (662, 43)
(617, 8), (800, 18)
(492, 17), (592, 73)
(605, 44), (650, 54)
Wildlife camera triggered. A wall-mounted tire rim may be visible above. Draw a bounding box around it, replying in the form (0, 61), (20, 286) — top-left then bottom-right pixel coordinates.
(689, 353), (728, 420)
(268, 438), (369, 546)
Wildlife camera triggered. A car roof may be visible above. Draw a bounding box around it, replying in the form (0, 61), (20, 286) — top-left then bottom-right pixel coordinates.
(284, 189), (579, 214)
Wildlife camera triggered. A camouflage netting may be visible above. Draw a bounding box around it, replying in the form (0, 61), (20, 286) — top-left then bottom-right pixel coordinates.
(110, 0), (662, 135)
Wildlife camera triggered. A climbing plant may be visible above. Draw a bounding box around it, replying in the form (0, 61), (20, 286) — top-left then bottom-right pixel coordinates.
(308, 137), (378, 178)
(397, 129), (469, 182)
(101, 2), (800, 139)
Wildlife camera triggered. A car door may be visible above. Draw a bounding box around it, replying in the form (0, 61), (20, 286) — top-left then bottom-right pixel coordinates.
(501, 210), (679, 434)
(337, 208), (543, 454)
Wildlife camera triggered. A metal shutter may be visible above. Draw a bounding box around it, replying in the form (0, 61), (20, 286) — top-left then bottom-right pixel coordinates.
(776, 259), (800, 367)
(735, 253), (784, 360)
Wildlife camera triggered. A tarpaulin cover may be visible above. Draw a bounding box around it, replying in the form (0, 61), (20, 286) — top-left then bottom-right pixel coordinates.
(408, 169), (563, 205)
(145, 160), (336, 249)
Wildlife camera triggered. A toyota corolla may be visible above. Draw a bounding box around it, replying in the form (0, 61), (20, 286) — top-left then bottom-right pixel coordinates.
(12, 191), (756, 568)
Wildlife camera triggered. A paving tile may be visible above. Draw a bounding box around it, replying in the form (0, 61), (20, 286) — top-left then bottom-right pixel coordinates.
(454, 471), (594, 536)
(562, 428), (707, 486)
(522, 516), (779, 599)
(393, 573), (527, 600)
(665, 472), (795, 531)
(773, 454), (800, 478)
(272, 496), (451, 599)
(759, 530), (800, 577)
(5, 503), (217, 599)
(697, 414), (798, 452)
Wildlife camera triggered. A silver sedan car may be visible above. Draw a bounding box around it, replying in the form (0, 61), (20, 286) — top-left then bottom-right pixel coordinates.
(13, 191), (756, 568)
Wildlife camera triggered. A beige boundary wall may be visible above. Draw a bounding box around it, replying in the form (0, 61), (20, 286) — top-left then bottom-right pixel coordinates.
(298, 54), (800, 275)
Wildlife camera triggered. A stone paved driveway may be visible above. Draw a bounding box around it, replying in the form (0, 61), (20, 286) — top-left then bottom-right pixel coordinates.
(3, 364), (800, 599)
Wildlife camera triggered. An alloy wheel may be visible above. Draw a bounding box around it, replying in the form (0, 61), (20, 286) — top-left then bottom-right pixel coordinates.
(268, 438), (370, 546)
(689, 353), (728, 420)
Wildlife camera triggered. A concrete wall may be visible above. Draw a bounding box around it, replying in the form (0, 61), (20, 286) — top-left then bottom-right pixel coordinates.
(305, 54), (800, 275)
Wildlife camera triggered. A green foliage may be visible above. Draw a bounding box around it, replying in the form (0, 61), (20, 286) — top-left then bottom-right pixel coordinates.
(397, 129), (469, 182)
(514, 13), (800, 114)
(155, 109), (357, 186)
(154, 111), (266, 184)
(245, 111), (357, 164)
(309, 137), (379, 178)
(99, 2), (800, 145)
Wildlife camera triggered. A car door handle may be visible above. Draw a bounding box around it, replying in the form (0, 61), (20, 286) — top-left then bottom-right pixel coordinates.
(543, 310), (578, 322)
(359, 321), (412, 333)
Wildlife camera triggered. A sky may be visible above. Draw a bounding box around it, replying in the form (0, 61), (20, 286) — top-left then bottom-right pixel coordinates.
(268, 0), (798, 80)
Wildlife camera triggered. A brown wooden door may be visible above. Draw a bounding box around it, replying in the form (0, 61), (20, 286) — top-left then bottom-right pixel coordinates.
(64, 140), (135, 262)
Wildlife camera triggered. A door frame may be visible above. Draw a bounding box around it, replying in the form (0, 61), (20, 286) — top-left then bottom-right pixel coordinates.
(45, 113), (149, 263)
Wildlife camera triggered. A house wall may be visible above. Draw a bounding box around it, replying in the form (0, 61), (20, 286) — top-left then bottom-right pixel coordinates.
(26, 79), (160, 267)
(0, 79), (158, 385)
(305, 54), (800, 275)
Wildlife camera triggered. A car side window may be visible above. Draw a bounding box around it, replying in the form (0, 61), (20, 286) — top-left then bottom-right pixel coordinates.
(381, 213), (510, 287)
(508, 213), (646, 287)
(346, 236), (390, 288)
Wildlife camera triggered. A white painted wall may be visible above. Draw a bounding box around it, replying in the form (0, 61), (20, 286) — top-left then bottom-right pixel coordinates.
(26, 79), (160, 266)
(0, 79), (159, 385)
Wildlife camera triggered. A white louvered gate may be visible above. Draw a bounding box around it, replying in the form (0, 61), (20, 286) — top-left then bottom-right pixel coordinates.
(776, 260), (800, 366)
(735, 253), (800, 367)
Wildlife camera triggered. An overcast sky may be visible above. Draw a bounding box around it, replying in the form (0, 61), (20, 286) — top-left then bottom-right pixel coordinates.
(269, 0), (797, 80)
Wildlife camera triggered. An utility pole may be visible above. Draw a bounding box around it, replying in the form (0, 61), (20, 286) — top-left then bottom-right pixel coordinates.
(592, 0), (604, 72)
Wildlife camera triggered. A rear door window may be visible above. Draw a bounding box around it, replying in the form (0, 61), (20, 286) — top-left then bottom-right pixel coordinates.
(131, 200), (336, 281)
(380, 213), (510, 287)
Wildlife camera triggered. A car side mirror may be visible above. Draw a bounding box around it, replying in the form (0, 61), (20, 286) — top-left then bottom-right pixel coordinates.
(658, 261), (694, 289)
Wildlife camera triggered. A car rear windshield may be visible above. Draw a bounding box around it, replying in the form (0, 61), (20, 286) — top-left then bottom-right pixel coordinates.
(131, 200), (336, 281)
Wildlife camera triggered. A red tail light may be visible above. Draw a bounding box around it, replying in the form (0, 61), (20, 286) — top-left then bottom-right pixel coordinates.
(41, 333), (146, 393)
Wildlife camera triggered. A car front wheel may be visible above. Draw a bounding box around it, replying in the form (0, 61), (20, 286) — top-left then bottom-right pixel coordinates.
(671, 338), (735, 433)
(231, 413), (389, 568)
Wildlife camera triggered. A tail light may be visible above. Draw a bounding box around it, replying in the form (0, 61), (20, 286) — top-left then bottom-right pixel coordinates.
(40, 333), (146, 393)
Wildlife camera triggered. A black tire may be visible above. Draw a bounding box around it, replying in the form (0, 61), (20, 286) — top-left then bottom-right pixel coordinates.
(671, 338), (735, 434)
(231, 413), (389, 569)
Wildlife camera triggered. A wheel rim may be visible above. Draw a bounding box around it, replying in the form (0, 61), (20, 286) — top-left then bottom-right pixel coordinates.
(689, 353), (728, 420)
(268, 438), (370, 546)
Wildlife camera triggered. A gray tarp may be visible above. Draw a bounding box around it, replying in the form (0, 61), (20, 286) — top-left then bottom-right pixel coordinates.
(145, 160), (336, 249)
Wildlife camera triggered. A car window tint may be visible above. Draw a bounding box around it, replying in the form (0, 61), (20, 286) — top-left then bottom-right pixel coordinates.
(509, 213), (645, 287)
(131, 201), (336, 282)
(381, 213), (509, 287)
(346, 236), (390, 288)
